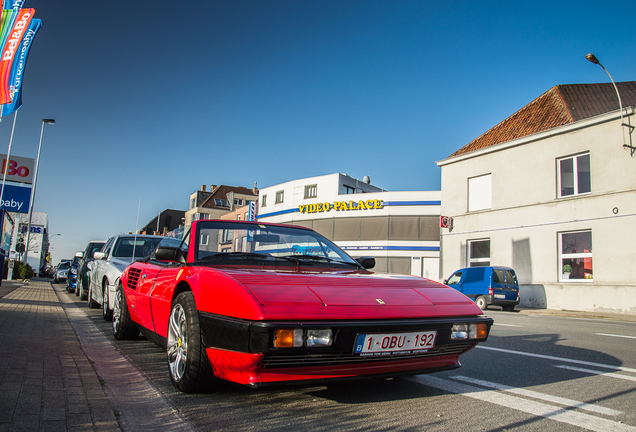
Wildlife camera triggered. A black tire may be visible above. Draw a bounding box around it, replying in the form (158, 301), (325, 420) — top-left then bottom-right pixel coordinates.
(103, 282), (113, 321)
(80, 278), (88, 300)
(167, 292), (216, 393)
(87, 283), (100, 308)
(474, 296), (487, 310)
(112, 284), (139, 340)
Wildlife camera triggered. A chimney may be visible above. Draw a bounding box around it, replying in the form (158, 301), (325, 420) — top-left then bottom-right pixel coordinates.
(201, 185), (206, 191)
(253, 182), (258, 195)
(210, 185), (216, 191)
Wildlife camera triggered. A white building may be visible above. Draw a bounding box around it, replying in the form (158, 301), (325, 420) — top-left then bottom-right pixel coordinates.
(9, 211), (49, 275)
(437, 82), (636, 315)
(257, 173), (441, 279)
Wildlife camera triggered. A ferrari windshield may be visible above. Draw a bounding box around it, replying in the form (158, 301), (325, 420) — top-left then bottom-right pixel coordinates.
(195, 221), (359, 267)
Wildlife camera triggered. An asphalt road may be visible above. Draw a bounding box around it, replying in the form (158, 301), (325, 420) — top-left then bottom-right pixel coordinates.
(57, 283), (636, 432)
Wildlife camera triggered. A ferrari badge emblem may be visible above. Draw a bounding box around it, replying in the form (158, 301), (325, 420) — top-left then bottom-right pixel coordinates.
(375, 299), (386, 305)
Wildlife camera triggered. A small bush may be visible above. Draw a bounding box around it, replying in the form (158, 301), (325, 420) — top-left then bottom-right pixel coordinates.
(11, 261), (34, 280)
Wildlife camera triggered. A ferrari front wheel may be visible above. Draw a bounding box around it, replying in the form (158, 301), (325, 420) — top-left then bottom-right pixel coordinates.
(167, 292), (215, 393)
(112, 284), (139, 340)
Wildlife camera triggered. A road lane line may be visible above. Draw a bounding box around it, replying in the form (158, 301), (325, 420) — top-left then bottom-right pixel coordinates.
(556, 365), (636, 382)
(409, 375), (636, 432)
(493, 323), (520, 327)
(477, 345), (636, 373)
(449, 375), (622, 416)
(596, 333), (636, 340)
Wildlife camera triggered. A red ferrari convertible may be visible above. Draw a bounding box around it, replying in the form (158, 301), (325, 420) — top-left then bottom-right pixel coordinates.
(113, 220), (493, 393)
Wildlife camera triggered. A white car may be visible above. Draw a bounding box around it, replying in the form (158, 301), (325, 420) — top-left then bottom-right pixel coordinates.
(88, 234), (164, 321)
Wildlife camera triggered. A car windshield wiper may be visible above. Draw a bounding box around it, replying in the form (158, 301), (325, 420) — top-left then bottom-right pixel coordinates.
(285, 254), (364, 269)
(283, 254), (334, 262)
(201, 252), (270, 261)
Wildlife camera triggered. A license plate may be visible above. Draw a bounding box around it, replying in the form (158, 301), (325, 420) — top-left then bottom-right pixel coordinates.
(494, 294), (505, 299)
(353, 331), (437, 356)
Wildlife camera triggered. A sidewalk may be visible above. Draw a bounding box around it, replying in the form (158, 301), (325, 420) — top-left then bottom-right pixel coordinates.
(0, 278), (197, 432)
(0, 279), (120, 431)
(515, 307), (636, 322)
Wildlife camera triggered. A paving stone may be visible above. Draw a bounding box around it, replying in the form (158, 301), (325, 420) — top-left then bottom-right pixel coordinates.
(42, 407), (66, 421)
(41, 420), (67, 432)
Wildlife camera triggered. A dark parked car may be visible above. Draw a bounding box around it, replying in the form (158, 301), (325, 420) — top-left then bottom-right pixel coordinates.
(76, 240), (106, 300)
(66, 253), (83, 293)
(445, 266), (520, 311)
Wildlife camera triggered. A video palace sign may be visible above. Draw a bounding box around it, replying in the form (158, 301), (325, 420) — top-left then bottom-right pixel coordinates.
(299, 199), (384, 214)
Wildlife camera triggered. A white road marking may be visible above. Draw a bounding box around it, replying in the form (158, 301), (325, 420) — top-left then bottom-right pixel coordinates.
(596, 333), (636, 340)
(409, 375), (636, 432)
(477, 345), (636, 373)
(450, 375), (622, 416)
(556, 365), (636, 382)
(493, 323), (520, 327)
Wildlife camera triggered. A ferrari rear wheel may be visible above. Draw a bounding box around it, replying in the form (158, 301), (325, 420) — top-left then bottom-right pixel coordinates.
(112, 284), (139, 340)
(103, 282), (113, 321)
(167, 292), (215, 393)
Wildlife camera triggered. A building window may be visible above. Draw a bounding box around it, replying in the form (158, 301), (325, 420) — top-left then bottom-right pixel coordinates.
(304, 184), (317, 199)
(200, 234), (209, 246)
(468, 174), (492, 212)
(261, 195), (267, 207)
(468, 239), (490, 267)
(234, 199), (244, 206)
(558, 153), (590, 198)
(343, 185), (355, 194)
(559, 230), (592, 281)
(275, 190), (284, 204)
(214, 199), (230, 207)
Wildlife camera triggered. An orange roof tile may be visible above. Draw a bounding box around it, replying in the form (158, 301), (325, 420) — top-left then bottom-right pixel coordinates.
(448, 81), (636, 158)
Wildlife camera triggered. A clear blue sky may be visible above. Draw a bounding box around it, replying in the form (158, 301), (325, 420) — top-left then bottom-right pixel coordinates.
(2, 0), (634, 264)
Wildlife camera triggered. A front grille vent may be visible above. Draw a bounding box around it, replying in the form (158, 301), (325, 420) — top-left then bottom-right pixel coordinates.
(127, 268), (142, 290)
(261, 343), (473, 369)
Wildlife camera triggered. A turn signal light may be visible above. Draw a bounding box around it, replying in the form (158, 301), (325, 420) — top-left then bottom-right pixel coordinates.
(470, 323), (488, 339)
(274, 329), (303, 348)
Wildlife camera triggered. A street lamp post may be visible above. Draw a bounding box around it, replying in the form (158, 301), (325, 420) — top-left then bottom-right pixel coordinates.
(23, 119), (55, 271)
(585, 53), (635, 156)
(46, 233), (60, 267)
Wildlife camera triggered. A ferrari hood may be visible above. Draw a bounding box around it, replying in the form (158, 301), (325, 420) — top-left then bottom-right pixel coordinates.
(220, 269), (482, 320)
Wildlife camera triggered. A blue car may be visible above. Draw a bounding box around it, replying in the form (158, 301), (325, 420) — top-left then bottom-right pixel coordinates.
(444, 266), (520, 311)
(66, 254), (82, 293)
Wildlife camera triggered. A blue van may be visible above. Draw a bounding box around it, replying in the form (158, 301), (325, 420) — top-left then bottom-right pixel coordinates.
(444, 266), (520, 311)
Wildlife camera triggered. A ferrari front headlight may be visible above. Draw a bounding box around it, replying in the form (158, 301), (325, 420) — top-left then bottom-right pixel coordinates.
(306, 329), (333, 347)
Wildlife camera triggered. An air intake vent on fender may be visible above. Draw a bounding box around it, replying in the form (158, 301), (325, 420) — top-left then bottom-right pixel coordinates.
(127, 268), (142, 290)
